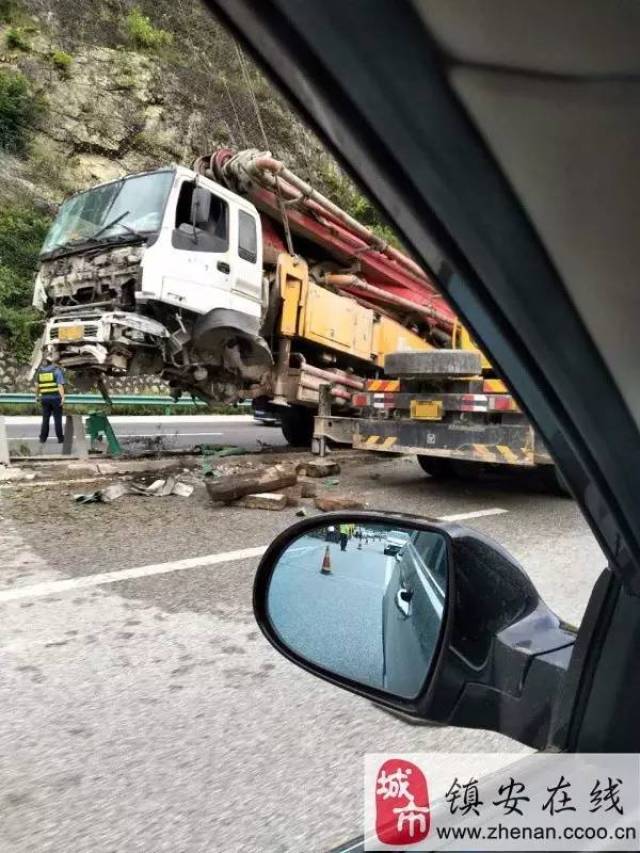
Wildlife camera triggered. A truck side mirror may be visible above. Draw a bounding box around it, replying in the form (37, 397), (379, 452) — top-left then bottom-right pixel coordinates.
(190, 186), (212, 234)
(253, 512), (577, 749)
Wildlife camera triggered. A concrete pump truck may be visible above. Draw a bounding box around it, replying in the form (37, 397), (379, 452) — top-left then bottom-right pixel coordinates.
(32, 148), (554, 480)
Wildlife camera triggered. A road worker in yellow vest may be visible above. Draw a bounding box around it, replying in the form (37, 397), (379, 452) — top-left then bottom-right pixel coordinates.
(35, 350), (65, 445)
(339, 522), (351, 552)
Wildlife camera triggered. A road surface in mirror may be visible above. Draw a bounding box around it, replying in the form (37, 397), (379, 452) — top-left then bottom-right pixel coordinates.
(267, 523), (447, 698)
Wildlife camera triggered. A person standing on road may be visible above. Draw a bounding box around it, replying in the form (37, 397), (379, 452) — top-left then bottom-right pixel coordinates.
(339, 522), (351, 552)
(35, 351), (65, 445)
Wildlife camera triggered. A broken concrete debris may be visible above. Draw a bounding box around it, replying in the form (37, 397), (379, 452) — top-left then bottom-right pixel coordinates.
(314, 495), (366, 512)
(0, 467), (37, 483)
(299, 481), (317, 498)
(144, 476), (195, 498)
(296, 459), (341, 478)
(234, 492), (288, 510)
(74, 475), (194, 504)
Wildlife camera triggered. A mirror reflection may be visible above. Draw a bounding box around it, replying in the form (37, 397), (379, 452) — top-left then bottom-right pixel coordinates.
(267, 521), (448, 699)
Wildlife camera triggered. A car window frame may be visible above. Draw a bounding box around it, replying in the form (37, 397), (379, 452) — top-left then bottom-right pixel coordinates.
(206, 0), (640, 753)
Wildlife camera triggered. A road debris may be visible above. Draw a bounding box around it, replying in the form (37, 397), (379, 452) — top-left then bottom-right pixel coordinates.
(279, 483), (303, 507)
(295, 507), (310, 517)
(0, 467), (37, 482)
(233, 492), (288, 510)
(74, 483), (130, 504)
(297, 459), (341, 478)
(144, 477), (194, 498)
(299, 481), (317, 498)
(66, 458), (193, 477)
(74, 476), (194, 504)
(199, 444), (250, 458)
(206, 463), (297, 504)
(314, 495), (366, 511)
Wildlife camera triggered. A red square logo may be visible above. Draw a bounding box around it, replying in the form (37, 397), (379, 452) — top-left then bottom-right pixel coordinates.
(375, 758), (431, 846)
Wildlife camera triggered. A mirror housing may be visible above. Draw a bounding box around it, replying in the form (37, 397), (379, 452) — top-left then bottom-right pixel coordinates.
(253, 511), (576, 750)
(190, 185), (212, 231)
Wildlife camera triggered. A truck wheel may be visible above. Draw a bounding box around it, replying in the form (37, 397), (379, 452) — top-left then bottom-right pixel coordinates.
(280, 406), (314, 447)
(416, 455), (455, 478)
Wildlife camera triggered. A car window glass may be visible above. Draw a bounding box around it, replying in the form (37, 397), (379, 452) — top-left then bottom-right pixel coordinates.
(238, 210), (257, 262)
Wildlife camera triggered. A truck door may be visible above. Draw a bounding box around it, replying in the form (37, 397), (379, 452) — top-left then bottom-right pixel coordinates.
(231, 208), (263, 317)
(161, 179), (233, 315)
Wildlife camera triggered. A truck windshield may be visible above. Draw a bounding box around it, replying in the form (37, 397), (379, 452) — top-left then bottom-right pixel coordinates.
(40, 170), (175, 256)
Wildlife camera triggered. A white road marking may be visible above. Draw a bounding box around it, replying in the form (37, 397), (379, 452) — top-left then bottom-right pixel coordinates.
(0, 507), (507, 603)
(9, 433), (224, 440)
(438, 507), (507, 522)
(0, 546), (267, 604)
(4, 415), (253, 426)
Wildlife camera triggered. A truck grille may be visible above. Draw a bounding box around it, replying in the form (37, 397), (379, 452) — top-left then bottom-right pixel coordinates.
(50, 324), (99, 340)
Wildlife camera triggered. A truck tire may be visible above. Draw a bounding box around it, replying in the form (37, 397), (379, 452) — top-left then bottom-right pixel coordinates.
(280, 405), (314, 447)
(416, 455), (456, 478)
(385, 349), (482, 377)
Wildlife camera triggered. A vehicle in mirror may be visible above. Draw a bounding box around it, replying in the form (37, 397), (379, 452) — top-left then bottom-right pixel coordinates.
(265, 520), (448, 698)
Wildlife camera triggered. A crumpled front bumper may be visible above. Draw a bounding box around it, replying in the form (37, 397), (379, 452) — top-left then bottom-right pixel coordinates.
(43, 310), (169, 371)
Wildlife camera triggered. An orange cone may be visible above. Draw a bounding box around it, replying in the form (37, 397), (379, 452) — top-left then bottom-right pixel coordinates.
(320, 546), (332, 574)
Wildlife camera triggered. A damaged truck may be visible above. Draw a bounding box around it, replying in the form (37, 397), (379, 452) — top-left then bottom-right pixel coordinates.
(32, 148), (556, 480)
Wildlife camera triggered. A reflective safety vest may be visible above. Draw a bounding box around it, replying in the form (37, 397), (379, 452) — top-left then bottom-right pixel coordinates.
(37, 367), (60, 396)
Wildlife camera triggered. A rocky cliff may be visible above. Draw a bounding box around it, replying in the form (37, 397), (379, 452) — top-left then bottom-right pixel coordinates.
(1, 0), (329, 203)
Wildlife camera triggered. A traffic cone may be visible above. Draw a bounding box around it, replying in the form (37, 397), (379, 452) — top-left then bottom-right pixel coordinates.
(320, 546), (332, 574)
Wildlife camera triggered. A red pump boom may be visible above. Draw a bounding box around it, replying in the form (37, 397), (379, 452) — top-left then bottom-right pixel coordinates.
(193, 148), (456, 342)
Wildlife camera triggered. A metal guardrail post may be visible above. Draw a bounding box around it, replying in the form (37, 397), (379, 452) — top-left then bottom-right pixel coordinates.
(86, 412), (122, 456)
(312, 383), (333, 458)
(62, 414), (89, 459)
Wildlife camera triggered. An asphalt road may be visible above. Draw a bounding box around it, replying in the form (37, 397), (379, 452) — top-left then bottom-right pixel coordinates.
(4, 414), (287, 454)
(0, 451), (606, 852)
(269, 534), (390, 689)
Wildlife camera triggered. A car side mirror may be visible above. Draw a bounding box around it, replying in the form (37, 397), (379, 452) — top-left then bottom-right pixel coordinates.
(253, 512), (577, 749)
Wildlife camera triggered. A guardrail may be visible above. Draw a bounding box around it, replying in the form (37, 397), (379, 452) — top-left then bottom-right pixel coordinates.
(0, 393), (207, 407)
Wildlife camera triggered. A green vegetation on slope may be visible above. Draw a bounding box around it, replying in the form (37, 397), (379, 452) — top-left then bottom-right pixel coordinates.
(50, 49), (73, 75)
(124, 7), (172, 51)
(0, 204), (51, 361)
(0, 68), (41, 154)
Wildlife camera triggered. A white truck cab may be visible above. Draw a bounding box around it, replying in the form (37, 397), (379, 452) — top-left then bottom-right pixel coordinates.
(34, 167), (267, 391)
(137, 166), (263, 321)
